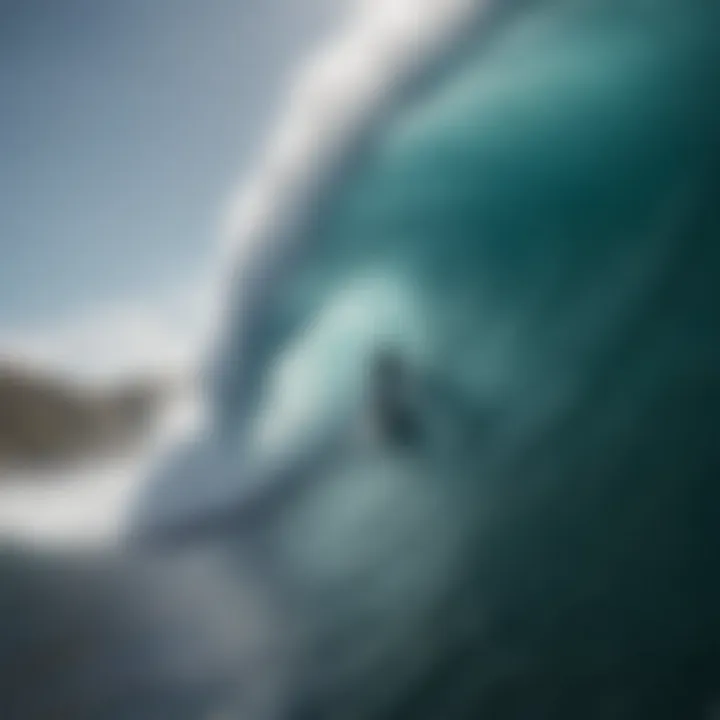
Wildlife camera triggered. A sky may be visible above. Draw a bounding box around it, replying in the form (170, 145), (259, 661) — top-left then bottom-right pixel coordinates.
(0, 0), (341, 372)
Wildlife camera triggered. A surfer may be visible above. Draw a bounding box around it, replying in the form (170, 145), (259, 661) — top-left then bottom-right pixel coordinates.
(368, 348), (424, 448)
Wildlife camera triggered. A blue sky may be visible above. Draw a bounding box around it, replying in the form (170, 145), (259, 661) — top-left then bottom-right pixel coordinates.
(0, 0), (339, 335)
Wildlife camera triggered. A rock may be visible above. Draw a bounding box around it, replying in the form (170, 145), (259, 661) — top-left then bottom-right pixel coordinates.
(0, 362), (173, 473)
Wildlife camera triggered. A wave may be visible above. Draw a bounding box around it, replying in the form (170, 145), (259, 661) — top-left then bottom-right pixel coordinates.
(4, 1), (720, 718)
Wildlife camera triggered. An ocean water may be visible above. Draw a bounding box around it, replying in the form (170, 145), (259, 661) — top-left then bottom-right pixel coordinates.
(3, 1), (720, 718)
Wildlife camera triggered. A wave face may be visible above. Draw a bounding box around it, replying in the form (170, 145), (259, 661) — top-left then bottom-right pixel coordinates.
(264, 4), (720, 717)
(6, 1), (720, 719)
(132, 3), (720, 717)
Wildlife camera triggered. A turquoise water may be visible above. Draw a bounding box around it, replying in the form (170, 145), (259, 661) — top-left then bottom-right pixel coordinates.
(222, 4), (720, 716)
